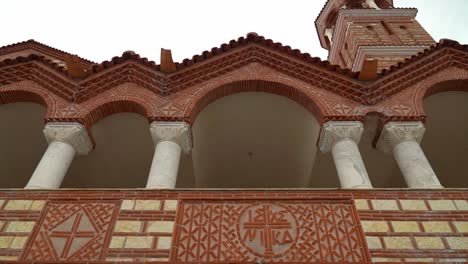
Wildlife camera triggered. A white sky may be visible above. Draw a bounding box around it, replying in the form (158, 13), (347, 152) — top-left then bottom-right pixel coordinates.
(1, 0), (467, 63)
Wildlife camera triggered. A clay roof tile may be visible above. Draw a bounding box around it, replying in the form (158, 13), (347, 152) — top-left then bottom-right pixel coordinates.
(0, 39), (95, 67)
(174, 32), (358, 78)
(0, 53), (68, 75)
(89, 51), (159, 74)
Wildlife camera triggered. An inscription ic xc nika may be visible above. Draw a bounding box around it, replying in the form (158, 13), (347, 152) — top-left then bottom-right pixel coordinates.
(172, 200), (369, 263)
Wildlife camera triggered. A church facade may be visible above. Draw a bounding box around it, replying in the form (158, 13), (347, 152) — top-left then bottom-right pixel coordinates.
(0, 0), (467, 262)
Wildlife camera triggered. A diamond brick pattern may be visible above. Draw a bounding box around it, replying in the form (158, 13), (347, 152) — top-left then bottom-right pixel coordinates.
(22, 201), (118, 262)
(1, 39), (466, 132)
(172, 200), (369, 263)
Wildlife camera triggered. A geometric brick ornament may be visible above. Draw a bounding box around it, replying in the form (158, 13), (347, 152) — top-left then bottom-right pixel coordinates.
(172, 200), (370, 263)
(22, 201), (119, 262)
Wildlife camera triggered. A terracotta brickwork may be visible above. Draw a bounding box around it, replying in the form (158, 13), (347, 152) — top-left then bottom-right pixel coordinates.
(0, 190), (464, 263)
(333, 19), (435, 71)
(172, 200), (368, 263)
(0, 38), (467, 145)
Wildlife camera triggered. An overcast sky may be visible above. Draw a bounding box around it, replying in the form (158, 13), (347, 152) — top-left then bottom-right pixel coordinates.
(1, 0), (467, 63)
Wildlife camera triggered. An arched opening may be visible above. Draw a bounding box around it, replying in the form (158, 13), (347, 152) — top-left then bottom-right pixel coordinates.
(422, 81), (468, 187)
(62, 112), (154, 188)
(0, 102), (47, 187)
(191, 91), (329, 188)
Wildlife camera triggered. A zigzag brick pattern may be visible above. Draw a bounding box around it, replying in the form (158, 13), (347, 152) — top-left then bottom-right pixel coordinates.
(172, 200), (369, 263)
(1, 38), (467, 132)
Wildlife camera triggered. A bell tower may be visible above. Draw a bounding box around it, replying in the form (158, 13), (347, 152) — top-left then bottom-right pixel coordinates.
(315, 0), (436, 72)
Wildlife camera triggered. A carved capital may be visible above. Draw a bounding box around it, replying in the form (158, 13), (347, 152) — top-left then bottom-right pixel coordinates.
(150, 122), (192, 154)
(319, 121), (364, 153)
(377, 121), (425, 153)
(43, 122), (92, 155)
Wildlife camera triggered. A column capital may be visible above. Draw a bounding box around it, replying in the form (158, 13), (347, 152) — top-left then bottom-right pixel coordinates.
(43, 122), (92, 155)
(377, 121), (425, 153)
(319, 121), (364, 153)
(149, 122), (192, 154)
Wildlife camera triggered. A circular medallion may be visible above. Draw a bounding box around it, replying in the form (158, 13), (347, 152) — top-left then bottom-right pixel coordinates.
(237, 203), (298, 258)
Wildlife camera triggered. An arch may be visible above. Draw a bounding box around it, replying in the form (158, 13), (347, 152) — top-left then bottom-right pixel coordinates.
(423, 79), (468, 100)
(185, 79), (327, 124)
(0, 86), (55, 118)
(421, 86), (468, 187)
(413, 68), (468, 116)
(81, 97), (152, 128)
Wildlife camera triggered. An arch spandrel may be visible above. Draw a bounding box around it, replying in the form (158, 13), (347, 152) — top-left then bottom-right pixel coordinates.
(414, 68), (468, 115)
(67, 83), (163, 128)
(369, 67), (468, 122)
(0, 80), (66, 120)
(166, 62), (365, 124)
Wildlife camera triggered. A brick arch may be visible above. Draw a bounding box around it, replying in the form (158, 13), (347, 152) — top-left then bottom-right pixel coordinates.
(414, 70), (468, 116)
(184, 79), (327, 125)
(81, 97), (153, 128)
(422, 78), (468, 98)
(353, 106), (408, 124)
(0, 83), (56, 118)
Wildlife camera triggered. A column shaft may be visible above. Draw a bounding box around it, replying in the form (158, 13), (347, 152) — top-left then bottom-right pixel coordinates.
(319, 121), (373, 189)
(25, 141), (76, 189)
(332, 139), (372, 188)
(377, 122), (443, 188)
(146, 141), (182, 188)
(393, 140), (442, 188)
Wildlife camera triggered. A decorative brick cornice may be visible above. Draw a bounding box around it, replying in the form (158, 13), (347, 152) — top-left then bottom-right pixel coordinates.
(329, 8), (419, 64)
(0, 36), (466, 134)
(0, 40), (95, 66)
(167, 45), (365, 102)
(0, 58), (79, 97)
(352, 45), (430, 72)
(76, 62), (166, 103)
(0, 39), (95, 68)
(367, 46), (468, 104)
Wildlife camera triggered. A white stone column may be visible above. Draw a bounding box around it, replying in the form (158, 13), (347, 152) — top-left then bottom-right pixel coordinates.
(319, 121), (372, 188)
(377, 121), (443, 188)
(25, 123), (92, 189)
(146, 122), (191, 189)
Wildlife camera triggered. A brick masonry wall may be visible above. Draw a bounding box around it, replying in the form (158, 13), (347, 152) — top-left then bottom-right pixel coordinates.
(334, 19), (435, 71)
(368, 55), (413, 72)
(0, 190), (465, 263)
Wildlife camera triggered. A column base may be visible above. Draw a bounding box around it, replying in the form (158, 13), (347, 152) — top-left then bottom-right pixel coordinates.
(146, 185), (173, 189)
(420, 184), (444, 189)
(344, 184), (373, 189)
(24, 185), (51, 190)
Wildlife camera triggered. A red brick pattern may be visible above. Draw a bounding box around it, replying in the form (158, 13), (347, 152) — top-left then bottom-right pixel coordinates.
(0, 190), (464, 263)
(172, 200), (369, 263)
(330, 18), (435, 71)
(0, 42), (467, 135)
(21, 200), (119, 262)
(372, 67), (468, 121)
